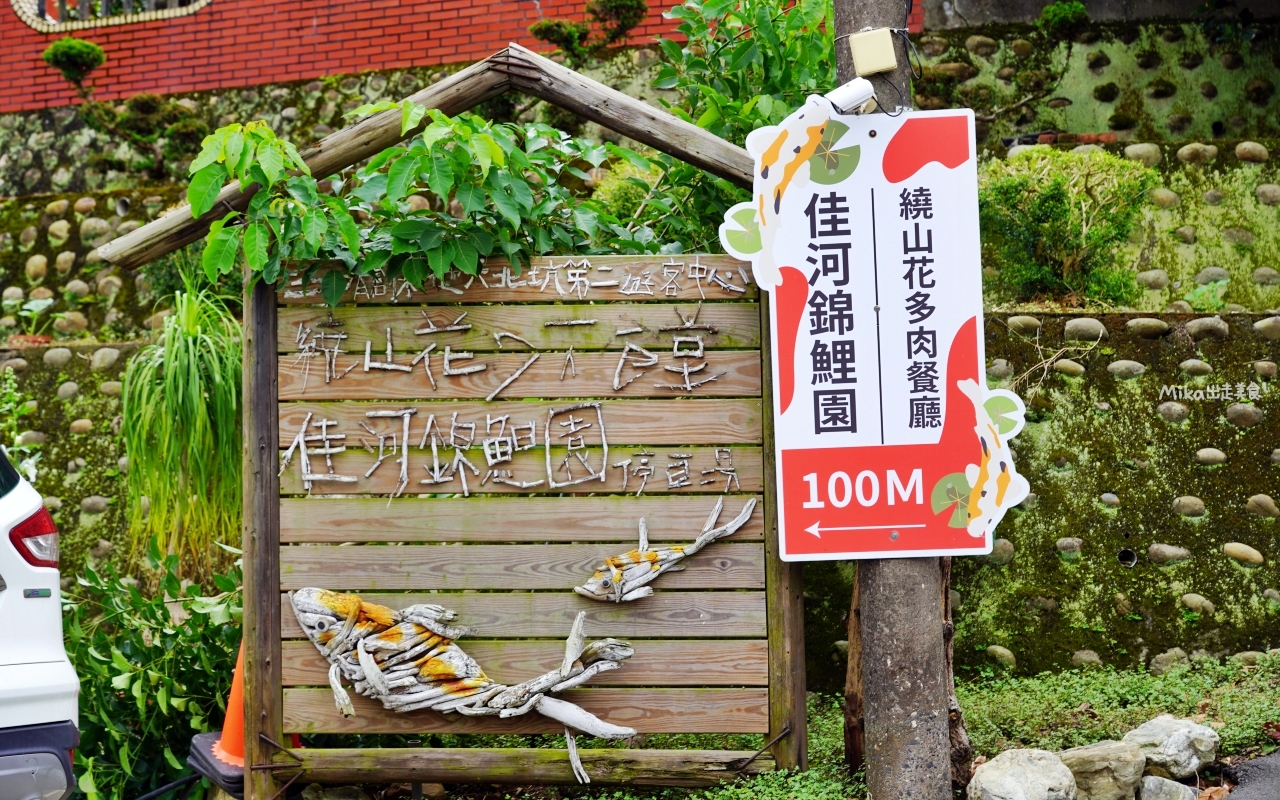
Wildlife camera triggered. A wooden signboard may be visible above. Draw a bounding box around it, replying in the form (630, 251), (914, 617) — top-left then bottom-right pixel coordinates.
(241, 254), (806, 796)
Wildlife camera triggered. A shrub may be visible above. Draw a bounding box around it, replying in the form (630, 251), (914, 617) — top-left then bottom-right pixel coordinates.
(979, 148), (1157, 305)
(529, 0), (646, 68)
(68, 543), (241, 800)
(1038, 1), (1088, 39)
(41, 37), (105, 97)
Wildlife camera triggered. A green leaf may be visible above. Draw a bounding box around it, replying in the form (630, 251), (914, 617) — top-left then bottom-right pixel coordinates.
(360, 248), (392, 275)
(202, 216), (241, 281)
(302, 208), (328, 248)
(281, 140), (310, 175)
(488, 186), (521, 229)
(427, 151), (454, 201)
(426, 243), (450, 278)
(455, 182), (485, 215)
(930, 472), (972, 528)
(119, 744), (132, 777)
(474, 132), (506, 169)
(401, 256), (428, 287)
(728, 39), (759, 71)
(110, 672), (132, 690)
(242, 222), (269, 273)
(321, 270), (346, 307)
(158, 684), (170, 714)
(324, 196), (361, 253)
(985, 395), (1022, 434)
(189, 135), (222, 174)
(387, 154), (422, 203)
(187, 163), (228, 219)
(222, 130), (245, 175)
(78, 761), (98, 798)
(605, 143), (651, 172)
(257, 144), (284, 187)
(163, 746), (183, 771)
(401, 102), (428, 134)
(454, 239), (479, 275)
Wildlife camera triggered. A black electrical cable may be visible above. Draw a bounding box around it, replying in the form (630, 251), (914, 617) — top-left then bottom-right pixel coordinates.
(133, 773), (200, 800)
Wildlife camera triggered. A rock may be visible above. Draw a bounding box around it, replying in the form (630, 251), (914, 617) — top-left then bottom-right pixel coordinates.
(79, 217), (111, 245)
(1071, 650), (1104, 668)
(1010, 39), (1034, 58)
(1257, 184), (1280, 206)
(931, 62), (978, 82)
(118, 456), (128, 474)
(1224, 542), (1264, 565)
(966, 749), (1074, 800)
(96, 275), (123, 296)
(1065, 318), (1108, 342)
(1125, 143), (1162, 167)
(144, 310), (172, 330)
(1194, 448), (1226, 465)
(90, 347), (120, 371)
(1178, 359), (1212, 376)
(1273, 450), (1280, 464)
(54, 311), (87, 333)
(1122, 715), (1218, 779)
(1148, 544), (1190, 565)
(406, 194), (431, 212)
(56, 381), (78, 400)
(29, 287), (53, 301)
(988, 359), (1014, 379)
(1148, 649), (1190, 677)
(1172, 496), (1205, 517)
(1222, 226), (1255, 245)
(918, 35), (949, 56)
(1100, 493), (1120, 507)
(1138, 776), (1197, 800)
(99, 380), (122, 397)
(1, 358), (29, 374)
(1058, 740), (1143, 800)
(43, 497), (62, 511)
(1008, 315), (1042, 335)
(1176, 143), (1217, 164)
(90, 538), (113, 559)
(1184, 316), (1228, 339)
(1202, 189), (1223, 205)
(1231, 651), (1264, 666)
(987, 538), (1015, 565)
(997, 66), (1018, 81)
(1156, 402), (1189, 422)
(1087, 51), (1111, 70)
(1, 286), (23, 302)
(1180, 593), (1213, 615)
(1174, 226), (1196, 244)
(15, 430), (45, 446)
(25, 254), (47, 281)
(1226, 403), (1263, 427)
(1246, 494), (1279, 518)
(950, 589), (963, 608)
(1253, 267), (1280, 285)
(54, 251), (76, 274)
(45, 199), (69, 216)
(1108, 360), (1145, 379)
(1114, 593), (1133, 615)
(1054, 359), (1086, 377)
(1255, 361), (1277, 379)
(1266, 589), (1280, 605)
(69, 418), (93, 434)
(45, 220), (69, 246)
(965, 35), (998, 56)
(986, 645), (1017, 668)
(1149, 187), (1180, 208)
(73, 197), (96, 214)
(80, 495), (109, 514)
(1193, 267), (1229, 285)
(1166, 300), (1194, 313)
(1253, 316), (1280, 340)
(42, 347), (72, 367)
(1057, 537), (1083, 558)
(1236, 141), (1269, 163)
(64, 279), (90, 298)
(1136, 269), (1169, 289)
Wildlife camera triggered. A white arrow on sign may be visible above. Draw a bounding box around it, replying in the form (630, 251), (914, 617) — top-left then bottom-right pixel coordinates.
(804, 522), (928, 538)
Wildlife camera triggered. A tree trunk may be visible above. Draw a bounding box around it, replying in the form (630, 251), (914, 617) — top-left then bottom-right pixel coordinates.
(942, 557), (974, 789)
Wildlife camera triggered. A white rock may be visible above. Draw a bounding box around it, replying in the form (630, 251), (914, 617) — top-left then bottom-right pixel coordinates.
(1137, 776), (1196, 800)
(1058, 740), (1143, 800)
(1121, 715), (1218, 779)
(967, 749), (1078, 800)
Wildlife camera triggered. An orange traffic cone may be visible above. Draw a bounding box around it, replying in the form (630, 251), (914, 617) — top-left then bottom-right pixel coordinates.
(187, 642), (246, 797)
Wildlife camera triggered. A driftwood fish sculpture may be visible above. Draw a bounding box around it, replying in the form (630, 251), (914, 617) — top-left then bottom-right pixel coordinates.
(574, 497), (757, 603)
(289, 588), (636, 783)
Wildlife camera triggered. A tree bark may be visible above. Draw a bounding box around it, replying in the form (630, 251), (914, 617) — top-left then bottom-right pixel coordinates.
(832, 3), (954, 798)
(942, 557), (974, 790)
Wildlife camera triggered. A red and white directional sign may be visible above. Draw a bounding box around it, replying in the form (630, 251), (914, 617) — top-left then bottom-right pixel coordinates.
(720, 102), (1029, 561)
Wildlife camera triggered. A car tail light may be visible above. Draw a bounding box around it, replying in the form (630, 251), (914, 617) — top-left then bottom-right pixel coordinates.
(10, 506), (59, 568)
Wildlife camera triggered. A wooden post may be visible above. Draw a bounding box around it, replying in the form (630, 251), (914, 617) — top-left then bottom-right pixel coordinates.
(760, 291), (808, 771)
(242, 276), (282, 800)
(842, 569), (862, 775)
(832, 2), (952, 798)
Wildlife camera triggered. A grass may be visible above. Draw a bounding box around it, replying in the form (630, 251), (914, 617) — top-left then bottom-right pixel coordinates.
(958, 655), (1280, 758)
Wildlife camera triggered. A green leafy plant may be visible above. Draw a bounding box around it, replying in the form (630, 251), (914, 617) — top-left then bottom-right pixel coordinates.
(122, 273), (241, 581)
(1038, 1), (1089, 39)
(68, 542), (241, 800)
(0, 369), (40, 481)
(1184, 279), (1229, 312)
(6, 298), (62, 336)
(188, 109), (664, 304)
(41, 37), (105, 98)
(82, 93), (210, 180)
(979, 148), (1157, 306)
(530, 0), (648, 68)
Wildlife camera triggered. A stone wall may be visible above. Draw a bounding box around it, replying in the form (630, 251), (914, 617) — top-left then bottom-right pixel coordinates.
(922, 0), (1274, 30)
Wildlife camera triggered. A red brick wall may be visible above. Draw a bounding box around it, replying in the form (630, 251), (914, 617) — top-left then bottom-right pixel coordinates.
(0, 0), (679, 113)
(908, 3), (924, 32)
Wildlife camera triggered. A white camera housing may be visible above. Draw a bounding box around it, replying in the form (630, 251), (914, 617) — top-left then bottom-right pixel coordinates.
(825, 77), (876, 115)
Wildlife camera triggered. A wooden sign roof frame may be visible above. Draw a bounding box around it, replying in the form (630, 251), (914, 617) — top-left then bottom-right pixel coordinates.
(99, 44), (803, 796)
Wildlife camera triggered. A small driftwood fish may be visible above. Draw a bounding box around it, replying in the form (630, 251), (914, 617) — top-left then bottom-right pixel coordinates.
(574, 497), (757, 603)
(290, 588), (636, 783)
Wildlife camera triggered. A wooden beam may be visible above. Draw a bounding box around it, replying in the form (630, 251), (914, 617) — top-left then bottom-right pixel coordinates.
(242, 277), (282, 800)
(270, 747), (776, 787)
(98, 47), (752, 272)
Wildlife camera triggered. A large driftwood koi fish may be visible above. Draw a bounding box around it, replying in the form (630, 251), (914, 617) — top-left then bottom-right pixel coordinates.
(290, 588), (636, 783)
(573, 497), (756, 602)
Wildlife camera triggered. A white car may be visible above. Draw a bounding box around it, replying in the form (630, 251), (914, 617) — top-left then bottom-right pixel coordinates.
(0, 448), (79, 800)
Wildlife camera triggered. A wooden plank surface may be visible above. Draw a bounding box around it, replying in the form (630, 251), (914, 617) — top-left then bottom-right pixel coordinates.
(279, 445), (762, 495)
(279, 349), (761, 400)
(281, 591), (767, 639)
(280, 256), (755, 305)
(270, 747), (774, 787)
(281, 495), (764, 543)
(279, 542), (764, 591)
(282, 639), (769, 687)
(284, 687), (769, 734)
(278, 399), (763, 449)
(279, 303), (760, 352)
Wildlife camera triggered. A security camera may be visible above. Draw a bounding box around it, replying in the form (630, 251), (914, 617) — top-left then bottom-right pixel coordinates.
(825, 77), (876, 114)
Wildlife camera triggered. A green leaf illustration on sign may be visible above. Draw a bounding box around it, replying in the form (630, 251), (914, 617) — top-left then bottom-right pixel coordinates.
(930, 472), (972, 528)
(984, 395), (1021, 435)
(724, 206), (762, 254)
(809, 120), (860, 185)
